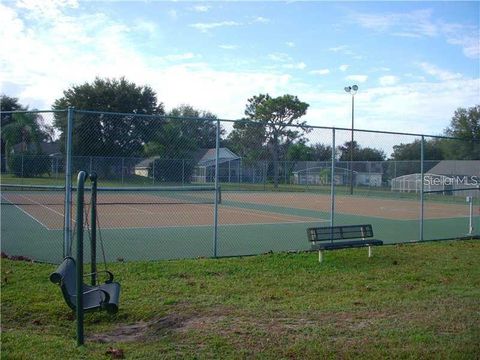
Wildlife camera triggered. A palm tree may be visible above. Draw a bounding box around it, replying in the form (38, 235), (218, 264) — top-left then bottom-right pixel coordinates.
(1, 112), (51, 172)
(1, 95), (26, 172)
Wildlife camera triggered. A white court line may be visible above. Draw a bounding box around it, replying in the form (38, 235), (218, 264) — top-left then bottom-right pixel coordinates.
(91, 219), (329, 231)
(16, 193), (65, 218)
(222, 206), (319, 222)
(1, 195), (51, 230)
(116, 204), (157, 215)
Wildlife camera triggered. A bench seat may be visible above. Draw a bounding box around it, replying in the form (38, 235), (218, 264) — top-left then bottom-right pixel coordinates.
(312, 239), (383, 251)
(307, 224), (383, 262)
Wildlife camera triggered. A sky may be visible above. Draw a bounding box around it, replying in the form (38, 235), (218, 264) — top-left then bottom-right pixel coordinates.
(1, 0), (479, 138)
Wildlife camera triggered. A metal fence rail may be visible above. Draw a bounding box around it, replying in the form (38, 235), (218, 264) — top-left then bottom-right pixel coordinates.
(1, 109), (479, 263)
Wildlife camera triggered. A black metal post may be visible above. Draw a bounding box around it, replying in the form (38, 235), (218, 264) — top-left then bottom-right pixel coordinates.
(76, 171), (87, 346)
(90, 172), (97, 286)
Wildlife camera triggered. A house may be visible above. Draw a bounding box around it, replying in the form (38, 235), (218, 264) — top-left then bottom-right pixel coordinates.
(391, 160), (480, 196)
(133, 148), (241, 183)
(428, 160), (480, 178)
(11, 141), (60, 156)
(428, 160), (479, 196)
(292, 162), (383, 187)
(192, 148), (241, 183)
(134, 157), (158, 178)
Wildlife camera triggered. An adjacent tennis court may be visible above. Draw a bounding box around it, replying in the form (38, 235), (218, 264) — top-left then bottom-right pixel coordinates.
(1, 184), (476, 263)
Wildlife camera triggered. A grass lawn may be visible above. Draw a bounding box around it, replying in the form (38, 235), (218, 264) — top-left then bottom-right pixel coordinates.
(1, 240), (479, 359)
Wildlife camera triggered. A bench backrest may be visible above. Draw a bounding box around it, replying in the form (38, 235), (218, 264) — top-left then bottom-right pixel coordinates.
(307, 224), (373, 242)
(49, 256), (77, 310)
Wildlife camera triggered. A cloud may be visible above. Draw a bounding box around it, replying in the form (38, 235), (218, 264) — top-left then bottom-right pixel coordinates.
(168, 9), (178, 20)
(351, 9), (438, 37)
(349, 8), (479, 59)
(150, 64), (294, 119)
(16, 0), (79, 19)
(418, 62), (463, 81)
(329, 45), (346, 52)
(268, 53), (292, 62)
(283, 62), (307, 70)
(346, 75), (368, 83)
(190, 21), (241, 32)
(441, 22), (480, 59)
(191, 5), (210, 13)
(310, 69), (330, 76)
(378, 75), (399, 86)
(219, 44), (239, 50)
(0, 2), (297, 119)
(1, 1), (478, 143)
(160, 53), (198, 62)
(252, 16), (270, 24)
(286, 42), (295, 48)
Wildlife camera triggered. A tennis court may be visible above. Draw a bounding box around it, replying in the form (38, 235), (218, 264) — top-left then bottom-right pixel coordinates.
(1, 184), (477, 263)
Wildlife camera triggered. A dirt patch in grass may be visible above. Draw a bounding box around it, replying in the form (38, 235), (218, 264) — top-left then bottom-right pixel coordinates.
(87, 308), (232, 343)
(87, 307), (390, 344)
(87, 298), (479, 353)
(88, 321), (152, 343)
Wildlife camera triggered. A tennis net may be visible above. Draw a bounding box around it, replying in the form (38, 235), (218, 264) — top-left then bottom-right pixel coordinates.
(1, 184), (220, 206)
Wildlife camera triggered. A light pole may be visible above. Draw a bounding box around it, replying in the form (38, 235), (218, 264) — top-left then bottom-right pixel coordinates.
(344, 85), (358, 195)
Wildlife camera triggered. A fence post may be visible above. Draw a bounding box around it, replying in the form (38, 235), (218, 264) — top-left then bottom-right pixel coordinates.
(182, 159), (185, 185)
(330, 128), (336, 227)
(76, 171), (87, 346)
(121, 157), (124, 185)
(21, 154), (24, 181)
(264, 161), (267, 190)
(90, 172), (97, 286)
(64, 107), (74, 258)
(420, 136), (425, 241)
(213, 120), (220, 258)
(152, 160), (155, 185)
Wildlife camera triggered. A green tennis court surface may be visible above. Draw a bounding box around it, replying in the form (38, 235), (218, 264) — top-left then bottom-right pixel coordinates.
(2, 189), (477, 263)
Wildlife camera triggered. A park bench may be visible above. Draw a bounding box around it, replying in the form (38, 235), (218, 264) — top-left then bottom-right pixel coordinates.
(307, 224), (383, 263)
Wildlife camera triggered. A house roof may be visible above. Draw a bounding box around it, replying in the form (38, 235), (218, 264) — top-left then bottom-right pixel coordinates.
(196, 148), (240, 167)
(428, 160), (480, 177)
(12, 141), (60, 155)
(134, 148), (241, 168)
(135, 156), (160, 169)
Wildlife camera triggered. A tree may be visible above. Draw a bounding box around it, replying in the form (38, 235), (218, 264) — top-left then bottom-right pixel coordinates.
(1, 112), (54, 176)
(338, 141), (385, 161)
(443, 105), (480, 159)
(243, 94), (310, 187)
(226, 119), (267, 164)
(142, 105), (222, 183)
(311, 143), (333, 161)
(168, 104), (223, 149)
(1, 95), (27, 172)
(286, 142), (314, 161)
(1, 95), (26, 126)
(445, 105), (480, 140)
(52, 77), (164, 156)
(390, 139), (444, 161)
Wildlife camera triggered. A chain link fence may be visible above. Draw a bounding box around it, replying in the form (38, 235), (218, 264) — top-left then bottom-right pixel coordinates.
(1, 109), (479, 263)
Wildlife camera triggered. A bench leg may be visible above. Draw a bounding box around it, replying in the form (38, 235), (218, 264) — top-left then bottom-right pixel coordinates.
(368, 246), (372, 258)
(319, 250), (323, 263)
